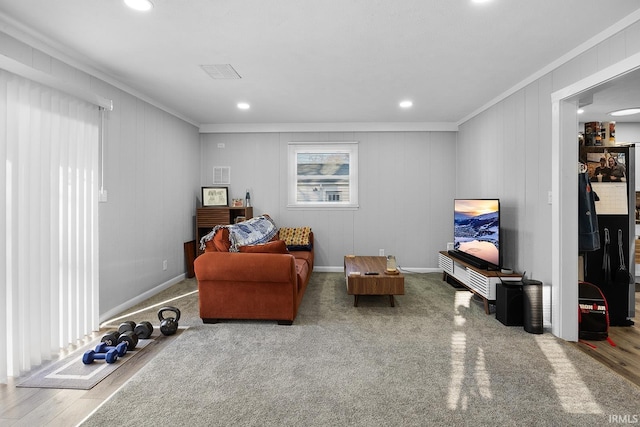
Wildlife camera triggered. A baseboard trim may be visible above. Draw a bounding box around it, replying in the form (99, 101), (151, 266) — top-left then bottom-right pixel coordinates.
(99, 273), (186, 324)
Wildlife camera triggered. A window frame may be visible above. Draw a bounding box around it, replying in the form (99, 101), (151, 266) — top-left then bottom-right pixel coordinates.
(287, 141), (359, 209)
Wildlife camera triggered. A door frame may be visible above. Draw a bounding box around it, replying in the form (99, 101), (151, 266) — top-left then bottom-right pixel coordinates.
(551, 52), (640, 340)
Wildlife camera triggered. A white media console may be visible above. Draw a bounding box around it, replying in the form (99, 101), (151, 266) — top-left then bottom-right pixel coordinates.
(438, 251), (522, 314)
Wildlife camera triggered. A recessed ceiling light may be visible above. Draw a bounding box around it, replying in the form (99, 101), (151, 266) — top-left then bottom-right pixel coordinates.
(609, 108), (640, 117)
(237, 102), (250, 110)
(399, 100), (413, 109)
(124, 0), (153, 12)
(577, 108), (585, 114)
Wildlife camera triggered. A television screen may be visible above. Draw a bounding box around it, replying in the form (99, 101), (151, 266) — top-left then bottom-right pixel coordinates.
(453, 199), (500, 269)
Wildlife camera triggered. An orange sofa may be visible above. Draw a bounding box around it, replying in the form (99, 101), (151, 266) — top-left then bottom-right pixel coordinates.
(193, 228), (314, 325)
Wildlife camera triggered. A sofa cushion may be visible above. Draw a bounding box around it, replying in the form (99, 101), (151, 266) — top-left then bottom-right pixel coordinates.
(279, 227), (313, 251)
(238, 240), (288, 254)
(291, 249), (314, 270)
(295, 258), (310, 291)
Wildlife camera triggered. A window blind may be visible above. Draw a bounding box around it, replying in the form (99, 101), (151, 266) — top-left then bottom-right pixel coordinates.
(0, 69), (99, 382)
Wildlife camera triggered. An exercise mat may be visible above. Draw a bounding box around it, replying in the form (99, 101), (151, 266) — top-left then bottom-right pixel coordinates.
(16, 329), (182, 390)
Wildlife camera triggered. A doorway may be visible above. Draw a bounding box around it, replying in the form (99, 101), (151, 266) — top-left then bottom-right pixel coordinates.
(552, 52), (640, 340)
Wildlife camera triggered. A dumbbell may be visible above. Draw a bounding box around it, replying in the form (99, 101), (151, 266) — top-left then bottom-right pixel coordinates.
(117, 330), (139, 350)
(95, 342), (128, 357)
(118, 321), (153, 350)
(118, 321), (136, 334)
(118, 320), (154, 339)
(100, 331), (120, 346)
(83, 348), (118, 364)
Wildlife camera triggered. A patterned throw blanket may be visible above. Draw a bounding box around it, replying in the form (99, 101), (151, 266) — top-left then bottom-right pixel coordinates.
(200, 215), (278, 252)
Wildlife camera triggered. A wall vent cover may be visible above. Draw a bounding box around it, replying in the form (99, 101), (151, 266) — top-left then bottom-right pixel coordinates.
(200, 64), (241, 79)
(213, 166), (231, 184)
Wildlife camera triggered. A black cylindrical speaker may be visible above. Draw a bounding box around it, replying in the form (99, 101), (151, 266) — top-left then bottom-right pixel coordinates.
(522, 279), (543, 334)
(496, 282), (523, 326)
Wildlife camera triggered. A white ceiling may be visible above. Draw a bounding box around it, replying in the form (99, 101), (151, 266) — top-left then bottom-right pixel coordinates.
(1, 0), (640, 127)
(576, 68), (640, 124)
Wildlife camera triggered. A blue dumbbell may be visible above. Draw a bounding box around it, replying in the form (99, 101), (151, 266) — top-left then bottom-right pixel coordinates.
(95, 342), (128, 357)
(82, 348), (118, 364)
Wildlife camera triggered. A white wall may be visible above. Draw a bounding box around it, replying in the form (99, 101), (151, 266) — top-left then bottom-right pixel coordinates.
(0, 30), (201, 319)
(98, 88), (200, 316)
(200, 131), (456, 269)
(458, 85), (550, 279)
(615, 122), (640, 144)
(458, 19), (640, 328)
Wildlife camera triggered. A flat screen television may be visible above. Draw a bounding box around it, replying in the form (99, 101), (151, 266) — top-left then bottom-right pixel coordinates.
(449, 199), (501, 270)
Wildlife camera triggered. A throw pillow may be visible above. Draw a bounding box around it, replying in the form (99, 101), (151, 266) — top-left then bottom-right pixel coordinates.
(278, 227), (312, 251)
(238, 240), (288, 254)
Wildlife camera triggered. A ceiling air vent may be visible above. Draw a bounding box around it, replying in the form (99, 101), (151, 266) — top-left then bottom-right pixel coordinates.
(200, 64), (241, 79)
(213, 166), (231, 185)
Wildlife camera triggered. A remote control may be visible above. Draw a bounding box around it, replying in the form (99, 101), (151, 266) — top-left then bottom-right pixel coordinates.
(365, 272), (379, 275)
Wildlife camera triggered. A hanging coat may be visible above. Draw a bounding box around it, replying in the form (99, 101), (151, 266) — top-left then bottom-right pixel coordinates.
(578, 171), (600, 252)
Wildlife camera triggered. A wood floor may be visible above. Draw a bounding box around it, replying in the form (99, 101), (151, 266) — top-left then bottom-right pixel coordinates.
(0, 330), (179, 426)
(1, 289), (638, 426)
(574, 291), (640, 388)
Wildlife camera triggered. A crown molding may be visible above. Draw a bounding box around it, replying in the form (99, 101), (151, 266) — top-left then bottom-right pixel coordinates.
(0, 52), (113, 110)
(457, 9), (640, 126)
(0, 12), (199, 127)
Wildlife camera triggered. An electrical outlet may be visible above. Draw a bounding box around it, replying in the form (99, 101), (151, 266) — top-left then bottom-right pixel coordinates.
(162, 260), (167, 271)
(379, 249), (384, 256)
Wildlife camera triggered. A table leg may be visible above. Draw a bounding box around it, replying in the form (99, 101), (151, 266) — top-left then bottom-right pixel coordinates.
(354, 295), (359, 307)
(389, 295), (395, 307)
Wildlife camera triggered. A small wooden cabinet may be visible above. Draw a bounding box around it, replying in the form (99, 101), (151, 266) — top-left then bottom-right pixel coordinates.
(438, 251), (522, 314)
(196, 207), (253, 256)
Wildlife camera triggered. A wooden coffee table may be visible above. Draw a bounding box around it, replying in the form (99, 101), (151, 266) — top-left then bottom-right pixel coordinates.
(344, 255), (404, 307)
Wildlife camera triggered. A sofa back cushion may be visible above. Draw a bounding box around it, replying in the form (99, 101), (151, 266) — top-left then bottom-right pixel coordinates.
(238, 240), (288, 254)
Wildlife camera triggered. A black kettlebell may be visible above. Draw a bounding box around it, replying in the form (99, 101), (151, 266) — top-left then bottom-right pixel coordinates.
(158, 306), (181, 336)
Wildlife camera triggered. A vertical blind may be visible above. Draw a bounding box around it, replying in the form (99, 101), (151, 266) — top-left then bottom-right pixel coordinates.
(0, 69), (100, 383)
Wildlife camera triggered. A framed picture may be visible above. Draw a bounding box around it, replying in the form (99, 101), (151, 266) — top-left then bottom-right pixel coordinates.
(202, 187), (229, 207)
(232, 198), (244, 207)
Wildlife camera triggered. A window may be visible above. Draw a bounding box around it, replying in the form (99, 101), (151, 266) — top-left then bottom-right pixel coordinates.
(288, 142), (358, 208)
(1, 70), (100, 380)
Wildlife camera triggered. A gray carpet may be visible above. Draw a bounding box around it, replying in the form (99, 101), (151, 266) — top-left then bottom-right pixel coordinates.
(82, 273), (640, 426)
